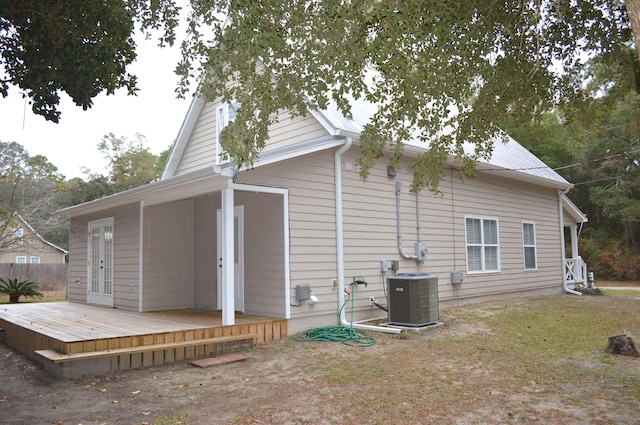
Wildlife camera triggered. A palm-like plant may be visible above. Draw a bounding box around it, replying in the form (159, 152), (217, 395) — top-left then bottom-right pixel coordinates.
(0, 278), (43, 303)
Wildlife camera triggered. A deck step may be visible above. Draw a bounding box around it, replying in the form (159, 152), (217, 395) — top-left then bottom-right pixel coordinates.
(189, 353), (248, 368)
(35, 333), (258, 363)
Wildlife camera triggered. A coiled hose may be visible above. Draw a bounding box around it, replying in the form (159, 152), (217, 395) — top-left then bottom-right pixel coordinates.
(292, 288), (376, 347)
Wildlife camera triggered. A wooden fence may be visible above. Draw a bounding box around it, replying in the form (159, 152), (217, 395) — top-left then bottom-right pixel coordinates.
(0, 264), (68, 286)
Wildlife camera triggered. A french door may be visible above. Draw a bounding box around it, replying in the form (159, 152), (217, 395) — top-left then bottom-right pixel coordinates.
(87, 218), (114, 307)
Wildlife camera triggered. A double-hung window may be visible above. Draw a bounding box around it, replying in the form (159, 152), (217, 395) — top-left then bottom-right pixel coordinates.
(30, 256), (41, 264)
(522, 221), (537, 270)
(215, 102), (241, 165)
(465, 216), (500, 273)
(16, 256), (27, 264)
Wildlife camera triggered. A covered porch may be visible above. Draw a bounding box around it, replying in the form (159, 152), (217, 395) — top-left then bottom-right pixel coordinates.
(0, 302), (287, 378)
(59, 168), (291, 329)
(560, 192), (590, 289)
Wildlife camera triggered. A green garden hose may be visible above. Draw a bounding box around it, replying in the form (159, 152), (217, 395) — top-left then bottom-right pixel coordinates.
(292, 287), (376, 347)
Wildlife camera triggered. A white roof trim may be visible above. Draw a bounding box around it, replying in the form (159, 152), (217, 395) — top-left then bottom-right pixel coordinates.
(162, 95), (206, 179)
(15, 214), (68, 254)
(561, 193), (588, 223)
(58, 167), (232, 218)
(160, 86), (572, 191)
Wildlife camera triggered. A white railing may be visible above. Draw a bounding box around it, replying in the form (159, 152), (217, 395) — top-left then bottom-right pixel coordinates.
(564, 256), (588, 286)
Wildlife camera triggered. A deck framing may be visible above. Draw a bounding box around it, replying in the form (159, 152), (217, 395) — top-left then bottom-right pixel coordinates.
(0, 302), (287, 378)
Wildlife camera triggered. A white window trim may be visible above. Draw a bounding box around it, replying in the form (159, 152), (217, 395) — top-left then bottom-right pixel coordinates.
(215, 102), (241, 165)
(522, 221), (538, 271)
(464, 215), (501, 274)
(13, 228), (24, 244)
(16, 256), (27, 264)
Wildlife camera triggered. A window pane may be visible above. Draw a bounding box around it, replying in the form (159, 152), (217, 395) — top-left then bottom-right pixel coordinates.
(485, 246), (498, 270)
(228, 102), (241, 122)
(524, 247), (536, 269)
(30, 256), (41, 264)
(466, 218), (481, 244)
(16, 256), (26, 264)
(467, 246), (482, 271)
(523, 223), (535, 245)
(483, 220), (498, 244)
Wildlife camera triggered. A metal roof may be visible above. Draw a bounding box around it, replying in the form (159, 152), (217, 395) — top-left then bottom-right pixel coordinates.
(315, 97), (571, 188)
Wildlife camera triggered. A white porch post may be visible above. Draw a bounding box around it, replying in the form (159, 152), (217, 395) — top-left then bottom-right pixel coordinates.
(221, 187), (235, 325)
(570, 224), (579, 261)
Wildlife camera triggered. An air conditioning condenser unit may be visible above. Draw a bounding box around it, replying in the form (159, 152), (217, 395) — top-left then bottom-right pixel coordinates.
(387, 273), (438, 327)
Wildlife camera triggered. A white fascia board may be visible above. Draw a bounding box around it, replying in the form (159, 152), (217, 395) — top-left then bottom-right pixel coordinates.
(561, 193), (588, 223)
(58, 167), (230, 218)
(162, 96), (207, 180)
(245, 135), (349, 169)
(474, 163), (573, 190)
(17, 214), (68, 254)
(307, 108), (362, 139)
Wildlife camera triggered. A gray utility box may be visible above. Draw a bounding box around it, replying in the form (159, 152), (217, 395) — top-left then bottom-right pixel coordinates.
(387, 273), (439, 327)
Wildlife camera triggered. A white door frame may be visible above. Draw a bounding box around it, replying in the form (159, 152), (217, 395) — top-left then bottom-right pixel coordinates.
(217, 205), (245, 313)
(87, 217), (115, 307)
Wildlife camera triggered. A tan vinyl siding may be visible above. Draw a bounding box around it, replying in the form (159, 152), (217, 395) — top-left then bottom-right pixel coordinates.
(191, 191), (287, 317)
(0, 224), (66, 264)
(113, 205), (142, 310)
(236, 150), (339, 320)
(261, 109), (329, 153)
(67, 204), (141, 310)
(238, 191), (286, 317)
(173, 103), (330, 176)
(142, 199), (194, 311)
(239, 146), (564, 332)
(193, 194), (219, 310)
(174, 102), (218, 176)
(66, 137), (566, 333)
(67, 220), (89, 304)
(0, 247), (65, 264)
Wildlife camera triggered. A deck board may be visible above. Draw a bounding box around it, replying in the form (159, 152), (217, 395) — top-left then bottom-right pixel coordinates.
(0, 302), (273, 343)
(0, 302), (287, 378)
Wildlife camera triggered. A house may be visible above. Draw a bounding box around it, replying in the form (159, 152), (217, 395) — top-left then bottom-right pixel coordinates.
(0, 215), (67, 265)
(57, 94), (588, 337)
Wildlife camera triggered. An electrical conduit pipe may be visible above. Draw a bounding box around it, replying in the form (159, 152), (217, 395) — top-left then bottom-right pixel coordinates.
(334, 137), (401, 334)
(396, 181), (418, 259)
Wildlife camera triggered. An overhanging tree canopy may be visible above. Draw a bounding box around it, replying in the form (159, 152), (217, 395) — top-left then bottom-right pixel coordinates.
(0, 0), (180, 122)
(177, 0), (634, 190)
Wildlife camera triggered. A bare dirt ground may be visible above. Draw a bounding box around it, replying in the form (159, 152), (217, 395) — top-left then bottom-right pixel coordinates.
(1, 284), (639, 425)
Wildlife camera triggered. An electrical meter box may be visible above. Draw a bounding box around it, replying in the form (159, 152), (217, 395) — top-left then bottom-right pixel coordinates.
(387, 273), (438, 326)
(296, 284), (311, 301)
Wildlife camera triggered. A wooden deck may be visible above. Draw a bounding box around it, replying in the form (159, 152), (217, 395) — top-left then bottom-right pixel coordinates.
(0, 302), (287, 378)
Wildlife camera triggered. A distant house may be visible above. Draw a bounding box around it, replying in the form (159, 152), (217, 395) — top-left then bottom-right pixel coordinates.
(58, 91), (588, 336)
(0, 215), (67, 264)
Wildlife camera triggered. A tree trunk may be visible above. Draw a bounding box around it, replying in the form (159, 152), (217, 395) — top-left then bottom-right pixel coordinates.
(9, 294), (20, 303)
(627, 0), (640, 60)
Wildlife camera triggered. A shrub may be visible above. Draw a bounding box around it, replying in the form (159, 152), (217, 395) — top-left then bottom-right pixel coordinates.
(0, 277), (43, 303)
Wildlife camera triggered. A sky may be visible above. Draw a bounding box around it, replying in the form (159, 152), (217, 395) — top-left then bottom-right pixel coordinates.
(0, 32), (193, 180)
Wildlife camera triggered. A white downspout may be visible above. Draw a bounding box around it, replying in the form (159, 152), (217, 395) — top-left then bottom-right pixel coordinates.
(335, 138), (402, 334)
(559, 189), (582, 296)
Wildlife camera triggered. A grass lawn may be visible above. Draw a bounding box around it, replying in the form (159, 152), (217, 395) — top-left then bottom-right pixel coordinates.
(1, 285), (638, 424)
